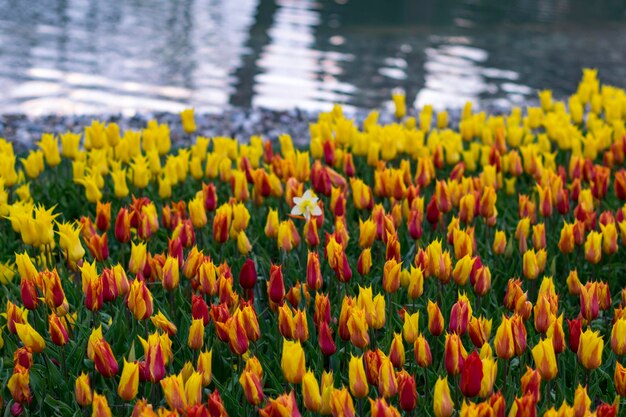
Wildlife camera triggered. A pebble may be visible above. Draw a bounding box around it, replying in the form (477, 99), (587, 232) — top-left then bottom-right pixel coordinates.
(0, 103), (514, 152)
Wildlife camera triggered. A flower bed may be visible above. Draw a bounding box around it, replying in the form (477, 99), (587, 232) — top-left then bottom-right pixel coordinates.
(1, 69), (625, 417)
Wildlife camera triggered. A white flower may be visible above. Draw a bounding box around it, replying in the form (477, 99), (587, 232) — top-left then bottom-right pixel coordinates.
(291, 189), (322, 220)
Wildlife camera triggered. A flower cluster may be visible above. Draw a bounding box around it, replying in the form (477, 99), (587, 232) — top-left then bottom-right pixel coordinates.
(0, 69), (625, 417)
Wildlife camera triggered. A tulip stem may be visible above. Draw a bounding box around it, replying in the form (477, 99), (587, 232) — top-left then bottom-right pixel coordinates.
(61, 345), (67, 378)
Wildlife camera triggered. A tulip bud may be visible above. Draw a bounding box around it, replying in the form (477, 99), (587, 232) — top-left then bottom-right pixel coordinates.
(577, 328), (604, 370)
(428, 300), (445, 337)
(117, 359), (139, 401)
(281, 339), (305, 384)
(532, 338), (558, 381)
(75, 373), (92, 407)
(460, 350), (483, 397)
(433, 376), (454, 417)
(302, 370), (321, 412)
(444, 333), (467, 375)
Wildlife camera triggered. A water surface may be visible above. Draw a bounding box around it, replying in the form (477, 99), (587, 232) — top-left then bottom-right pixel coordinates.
(0, 0), (625, 115)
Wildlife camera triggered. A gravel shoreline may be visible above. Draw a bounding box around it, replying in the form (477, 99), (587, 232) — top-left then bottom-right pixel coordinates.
(0, 105), (511, 152)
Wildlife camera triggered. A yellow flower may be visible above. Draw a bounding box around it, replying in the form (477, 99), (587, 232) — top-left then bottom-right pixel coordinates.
(392, 90), (406, 119)
(76, 172), (102, 203)
(281, 339), (305, 384)
(38, 133), (61, 167)
(532, 338), (558, 380)
(433, 376), (454, 417)
(117, 358), (139, 401)
(577, 328), (604, 370)
(196, 349), (212, 386)
(21, 150), (45, 179)
(0, 261), (15, 284)
(187, 318), (204, 350)
(302, 370), (321, 412)
(110, 169), (129, 198)
(402, 311), (420, 344)
(15, 322), (46, 353)
(180, 108), (197, 134)
(349, 354), (368, 398)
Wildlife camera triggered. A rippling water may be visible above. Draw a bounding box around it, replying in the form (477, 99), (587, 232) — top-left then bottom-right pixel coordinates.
(0, 0), (625, 115)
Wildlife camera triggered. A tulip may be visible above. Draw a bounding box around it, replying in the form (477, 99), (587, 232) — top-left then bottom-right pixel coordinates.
(389, 332), (405, 368)
(382, 259), (401, 294)
(511, 392), (537, 417)
(469, 316), (492, 348)
(347, 307), (370, 349)
(577, 328), (604, 369)
(15, 322), (45, 353)
(75, 372), (93, 407)
(611, 318), (626, 356)
(48, 313), (69, 346)
(357, 248), (372, 276)
(268, 264), (285, 305)
(42, 269), (65, 309)
(579, 282), (599, 322)
(151, 311), (177, 336)
(370, 397), (402, 416)
(461, 350), (483, 397)
(403, 311), (420, 344)
(534, 294), (554, 334)
(397, 370), (417, 411)
(494, 316), (514, 360)
(162, 255), (179, 291)
(180, 108), (196, 134)
(511, 314), (527, 356)
(573, 385), (590, 417)
(433, 376), (454, 417)
(117, 359), (139, 401)
(213, 204), (232, 244)
(444, 333), (467, 375)
(239, 369), (264, 406)
(596, 403), (618, 417)
(127, 279), (153, 320)
(378, 355), (398, 398)
(584, 231), (602, 264)
(8, 365), (30, 404)
(302, 370), (321, 412)
(282, 339), (305, 384)
(307, 251), (323, 290)
(614, 362), (626, 397)
(188, 318), (204, 350)
(546, 314), (566, 354)
(428, 300), (445, 337)
(452, 255), (474, 287)
(329, 386), (355, 417)
(260, 391), (301, 417)
(532, 338), (558, 380)
(185, 372), (203, 406)
(318, 321), (337, 356)
(196, 349), (212, 386)
(414, 334), (433, 368)
(92, 338), (119, 378)
(449, 293), (472, 335)
(348, 355), (368, 398)
(161, 374), (187, 411)
(92, 392), (113, 417)
(479, 351), (497, 398)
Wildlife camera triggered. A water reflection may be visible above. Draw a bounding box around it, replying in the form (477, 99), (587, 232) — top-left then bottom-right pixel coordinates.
(0, 0), (625, 115)
(251, 0), (356, 111)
